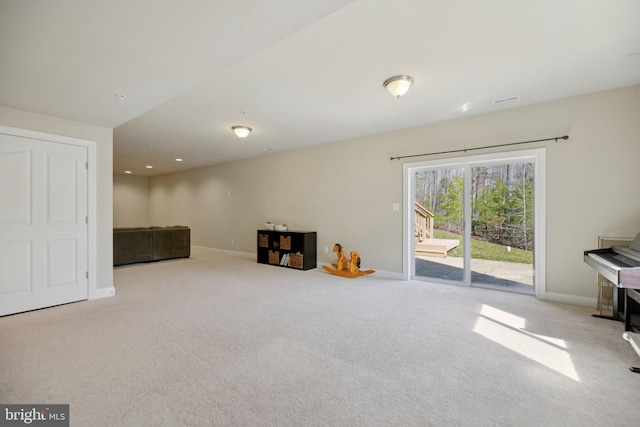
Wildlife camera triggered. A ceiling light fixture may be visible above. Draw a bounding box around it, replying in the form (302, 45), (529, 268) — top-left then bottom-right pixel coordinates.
(383, 75), (414, 98)
(231, 126), (252, 138)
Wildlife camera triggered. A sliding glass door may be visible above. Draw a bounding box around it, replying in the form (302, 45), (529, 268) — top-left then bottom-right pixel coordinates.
(404, 149), (545, 298)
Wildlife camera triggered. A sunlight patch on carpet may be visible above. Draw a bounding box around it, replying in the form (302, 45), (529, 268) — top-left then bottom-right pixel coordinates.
(474, 305), (580, 381)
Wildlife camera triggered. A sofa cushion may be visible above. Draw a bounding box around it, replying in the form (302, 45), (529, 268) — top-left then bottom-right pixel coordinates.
(151, 227), (190, 261)
(113, 229), (153, 266)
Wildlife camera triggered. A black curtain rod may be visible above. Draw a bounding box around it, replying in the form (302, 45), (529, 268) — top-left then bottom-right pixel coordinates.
(389, 135), (569, 161)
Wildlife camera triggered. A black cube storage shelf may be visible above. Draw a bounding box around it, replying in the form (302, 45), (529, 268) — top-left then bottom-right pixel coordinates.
(257, 230), (317, 270)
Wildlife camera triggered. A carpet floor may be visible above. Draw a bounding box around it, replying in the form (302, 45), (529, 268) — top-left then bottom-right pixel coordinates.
(1, 248), (639, 426)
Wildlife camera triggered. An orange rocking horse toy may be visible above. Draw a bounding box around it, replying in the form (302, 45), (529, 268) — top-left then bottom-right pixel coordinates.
(322, 243), (375, 278)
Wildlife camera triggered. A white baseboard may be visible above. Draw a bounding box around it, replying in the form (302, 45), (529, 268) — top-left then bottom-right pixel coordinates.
(192, 248), (598, 304)
(371, 270), (404, 280)
(192, 247), (404, 279)
(122, 246), (597, 305)
(545, 292), (596, 308)
(191, 245), (255, 259)
(90, 286), (116, 300)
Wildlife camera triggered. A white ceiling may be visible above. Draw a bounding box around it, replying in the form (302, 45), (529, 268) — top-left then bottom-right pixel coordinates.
(2, 1), (640, 176)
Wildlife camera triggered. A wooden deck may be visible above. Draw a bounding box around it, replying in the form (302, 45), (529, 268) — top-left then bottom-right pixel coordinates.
(415, 238), (460, 257)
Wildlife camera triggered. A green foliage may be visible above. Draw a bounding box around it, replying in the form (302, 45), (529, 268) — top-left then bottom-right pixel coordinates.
(434, 230), (533, 264)
(436, 174), (464, 233)
(416, 163), (534, 251)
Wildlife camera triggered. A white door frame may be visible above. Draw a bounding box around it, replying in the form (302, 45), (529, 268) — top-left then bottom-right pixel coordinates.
(402, 148), (546, 300)
(0, 125), (98, 301)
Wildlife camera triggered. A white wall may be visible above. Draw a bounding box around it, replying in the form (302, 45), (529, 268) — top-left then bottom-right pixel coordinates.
(148, 85), (640, 305)
(113, 174), (150, 227)
(0, 106), (114, 292)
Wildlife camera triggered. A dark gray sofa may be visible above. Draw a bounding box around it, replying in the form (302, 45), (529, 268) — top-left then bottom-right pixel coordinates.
(114, 226), (190, 266)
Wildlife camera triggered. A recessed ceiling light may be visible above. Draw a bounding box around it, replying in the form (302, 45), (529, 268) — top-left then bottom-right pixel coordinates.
(461, 103), (470, 112)
(145, 165), (153, 169)
(125, 170), (132, 174)
(175, 158), (183, 162)
(493, 96), (519, 105)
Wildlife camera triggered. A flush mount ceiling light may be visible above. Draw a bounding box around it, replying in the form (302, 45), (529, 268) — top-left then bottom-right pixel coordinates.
(231, 126), (252, 138)
(383, 75), (414, 98)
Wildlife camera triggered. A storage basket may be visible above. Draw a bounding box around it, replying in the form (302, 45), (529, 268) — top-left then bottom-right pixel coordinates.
(280, 235), (292, 250)
(268, 250), (280, 265)
(259, 233), (269, 248)
(289, 252), (304, 269)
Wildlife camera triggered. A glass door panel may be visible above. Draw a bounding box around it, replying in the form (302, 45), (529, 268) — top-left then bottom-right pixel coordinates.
(470, 163), (535, 293)
(414, 167), (465, 283)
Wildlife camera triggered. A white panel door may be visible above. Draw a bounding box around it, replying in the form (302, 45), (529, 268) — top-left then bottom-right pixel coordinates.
(0, 133), (88, 316)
